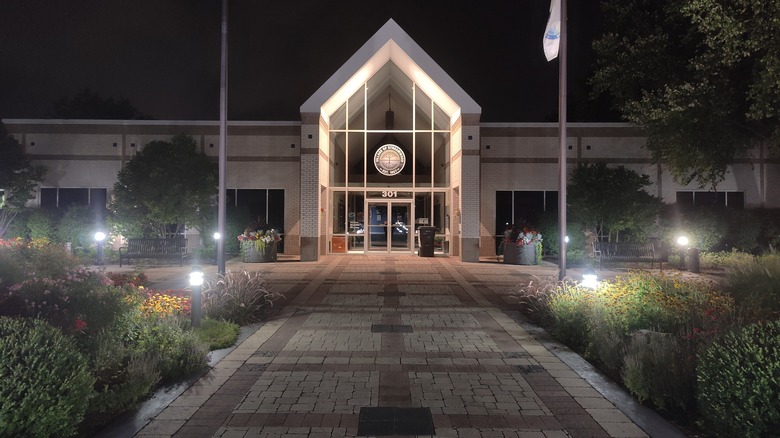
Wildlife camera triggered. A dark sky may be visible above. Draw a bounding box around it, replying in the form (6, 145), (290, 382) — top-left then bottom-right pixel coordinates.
(0, 0), (616, 122)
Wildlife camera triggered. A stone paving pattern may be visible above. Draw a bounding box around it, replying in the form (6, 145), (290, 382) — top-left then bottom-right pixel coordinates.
(134, 255), (657, 438)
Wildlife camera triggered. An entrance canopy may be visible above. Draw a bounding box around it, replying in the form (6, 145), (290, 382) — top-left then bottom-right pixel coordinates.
(301, 19), (481, 125)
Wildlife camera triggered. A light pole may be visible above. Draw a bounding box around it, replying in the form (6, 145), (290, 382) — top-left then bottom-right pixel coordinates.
(189, 265), (204, 327)
(213, 232), (221, 265)
(94, 231), (106, 266)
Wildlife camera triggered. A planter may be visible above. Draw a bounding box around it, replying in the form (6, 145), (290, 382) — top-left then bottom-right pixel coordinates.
(503, 242), (539, 265)
(242, 240), (277, 263)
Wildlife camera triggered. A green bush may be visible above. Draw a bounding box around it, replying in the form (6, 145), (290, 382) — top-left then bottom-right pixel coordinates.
(622, 330), (695, 412)
(697, 321), (780, 437)
(202, 270), (281, 324)
(547, 281), (593, 353)
(57, 204), (98, 249)
(699, 250), (755, 271)
(131, 316), (209, 382)
(0, 317), (95, 437)
(25, 208), (58, 241)
(722, 254), (780, 322)
(194, 317), (240, 350)
(89, 322), (160, 414)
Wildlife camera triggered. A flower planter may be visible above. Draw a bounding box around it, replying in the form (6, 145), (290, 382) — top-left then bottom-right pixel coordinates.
(242, 240), (277, 263)
(504, 242), (539, 265)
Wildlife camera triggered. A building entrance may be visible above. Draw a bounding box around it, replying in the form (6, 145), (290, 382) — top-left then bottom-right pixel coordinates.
(367, 200), (412, 253)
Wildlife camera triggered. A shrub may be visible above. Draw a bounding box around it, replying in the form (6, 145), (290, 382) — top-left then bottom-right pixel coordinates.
(25, 208), (58, 242)
(194, 317), (240, 350)
(105, 270), (149, 288)
(56, 204), (97, 250)
(546, 281), (594, 353)
(130, 316), (209, 382)
(0, 317), (95, 437)
(721, 254), (780, 322)
(202, 270), (281, 324)
(697, 321), (780, 437)
(622, 330), (695, 413)
(88, 320), (161, 414)
(699, 250), (755, 271)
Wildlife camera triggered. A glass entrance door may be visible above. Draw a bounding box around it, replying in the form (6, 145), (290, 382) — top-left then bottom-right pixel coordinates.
(367, 201), (412, 253)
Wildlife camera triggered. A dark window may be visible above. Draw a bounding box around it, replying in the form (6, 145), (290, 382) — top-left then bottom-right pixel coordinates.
(495, 190), (557, 252)
(676, 191), (694, 207)
(676, 191), (742, 209)
(40, 188), (58, 209)
(727, 192), (745, 209)
(230, 188), (285, 252)
(89, 189), (107, 211)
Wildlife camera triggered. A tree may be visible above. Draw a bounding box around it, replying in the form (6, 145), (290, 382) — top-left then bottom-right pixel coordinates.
(591, 0), (780, 188)
(49, 88), (153, 120)
(110, 135), (217, 238)
(0, 123), (47, 239)
(568, 163), (663, 242)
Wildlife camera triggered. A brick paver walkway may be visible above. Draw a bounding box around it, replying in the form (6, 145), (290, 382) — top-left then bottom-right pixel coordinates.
(130, 255), (675, 438)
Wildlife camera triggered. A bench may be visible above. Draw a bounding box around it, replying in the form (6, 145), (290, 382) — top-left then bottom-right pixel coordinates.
(592, 241), (657, 270)
(119, 238), (188, 267)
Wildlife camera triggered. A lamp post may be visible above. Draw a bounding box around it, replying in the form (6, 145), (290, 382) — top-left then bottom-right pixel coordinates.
(213, 232), (221, 265)
(94, 231), (106, 266)
(676, 235), (689, 270)
(189, 266), (204, 327)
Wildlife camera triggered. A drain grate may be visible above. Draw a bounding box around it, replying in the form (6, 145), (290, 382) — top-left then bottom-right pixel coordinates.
(371, 324), (413, 333)
(357, 406), (434, 436)
(514, 364), (545, 374)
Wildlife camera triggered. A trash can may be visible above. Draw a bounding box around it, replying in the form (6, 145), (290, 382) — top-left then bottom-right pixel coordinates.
(686, 247), (700, 273)
(418, 226), (436, 257)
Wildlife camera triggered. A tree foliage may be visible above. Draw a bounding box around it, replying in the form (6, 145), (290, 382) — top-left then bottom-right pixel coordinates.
(0, 123), (47, 238)
(110, 135), (217, 238)
(591, 0), (780, 188)
(49, 88), (153, 120)
(568, 163), (663, 241)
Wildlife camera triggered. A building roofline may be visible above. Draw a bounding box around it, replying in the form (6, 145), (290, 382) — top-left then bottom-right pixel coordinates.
(1, 119), (301, 127)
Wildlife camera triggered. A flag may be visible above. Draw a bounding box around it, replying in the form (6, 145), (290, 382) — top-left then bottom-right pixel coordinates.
(543, 0), (561, 61)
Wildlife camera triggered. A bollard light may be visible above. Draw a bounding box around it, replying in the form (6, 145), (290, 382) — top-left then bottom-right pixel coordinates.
(213, 232), (221, 240)
(94, 231), (106, 266)
(676, 235), (690, 270)
(189, 266), (203, 327)
(564, 235), (569, 243)
(581, 267), (599, 289)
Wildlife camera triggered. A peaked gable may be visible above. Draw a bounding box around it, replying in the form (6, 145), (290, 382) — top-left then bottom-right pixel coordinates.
(301, 19), (480, 124)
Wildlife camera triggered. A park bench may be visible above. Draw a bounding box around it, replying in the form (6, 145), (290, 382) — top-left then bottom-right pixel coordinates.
(592, 241), (658, 270)
(119, 238), (188, 267)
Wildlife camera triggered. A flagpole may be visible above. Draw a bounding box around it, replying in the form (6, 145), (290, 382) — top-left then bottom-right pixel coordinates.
(217, 0), (228, 274)
(557, 0), (568, 280)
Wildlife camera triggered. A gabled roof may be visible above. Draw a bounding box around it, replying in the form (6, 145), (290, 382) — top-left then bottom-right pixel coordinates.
(301, 19), (480, 124)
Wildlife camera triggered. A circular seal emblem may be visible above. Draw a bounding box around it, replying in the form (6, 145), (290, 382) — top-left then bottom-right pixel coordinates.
(373, 144), (406, 176)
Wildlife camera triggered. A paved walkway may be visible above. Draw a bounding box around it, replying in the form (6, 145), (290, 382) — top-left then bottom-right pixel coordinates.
(106, 255), (685, 438)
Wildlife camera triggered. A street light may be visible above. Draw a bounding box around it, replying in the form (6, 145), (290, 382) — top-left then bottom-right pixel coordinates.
(189, 266), (204, 327)
(94, 231), (106, 265)
(581, 267), (599, 289)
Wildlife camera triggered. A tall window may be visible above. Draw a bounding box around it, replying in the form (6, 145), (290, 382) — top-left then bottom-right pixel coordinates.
(328, 61), (451, 189)
(40, 188), (107, 212)
(676, 191), (744, 209)
(495, 190), (558, 251)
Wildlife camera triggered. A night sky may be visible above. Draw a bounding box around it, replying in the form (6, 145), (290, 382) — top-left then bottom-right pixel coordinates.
(0, 0), (616, 122)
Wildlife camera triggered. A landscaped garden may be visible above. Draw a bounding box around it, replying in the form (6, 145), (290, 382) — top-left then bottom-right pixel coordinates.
(512, 250), (780, 437)
(0, 238), (280, 437)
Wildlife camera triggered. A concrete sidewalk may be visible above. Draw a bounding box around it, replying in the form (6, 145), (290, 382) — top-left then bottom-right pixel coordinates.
(102, 255), (685, 438)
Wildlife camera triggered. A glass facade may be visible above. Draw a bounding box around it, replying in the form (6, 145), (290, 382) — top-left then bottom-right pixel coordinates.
(327, 61), (452, 254)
